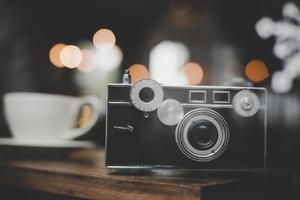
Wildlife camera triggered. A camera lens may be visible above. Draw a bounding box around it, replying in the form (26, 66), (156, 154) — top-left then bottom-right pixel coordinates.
(175, 108), (229, 162)
(139, 87), (154, 102)
(187, 120), (218, 150)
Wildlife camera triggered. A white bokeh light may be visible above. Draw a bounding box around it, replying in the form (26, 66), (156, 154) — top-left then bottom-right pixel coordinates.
(95, 45), (123, 73)
(271, 71), (293, 93)
(149, 41), (189, 85)
(93, 28), (116, 52)
(255, 17), (274, 39)
(283, 2), (300, 20)
(59, 45), (82, 68)
(256, 2), (300, 93)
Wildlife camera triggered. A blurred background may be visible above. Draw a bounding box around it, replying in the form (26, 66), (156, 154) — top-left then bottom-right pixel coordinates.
(0, 0), (299, 147)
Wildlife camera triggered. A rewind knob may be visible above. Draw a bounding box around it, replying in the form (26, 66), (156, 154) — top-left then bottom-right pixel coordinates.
(233, 90), (260, 117)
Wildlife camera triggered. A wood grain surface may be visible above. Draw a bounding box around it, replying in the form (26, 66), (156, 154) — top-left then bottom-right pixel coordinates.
(0, 148), (251, 200)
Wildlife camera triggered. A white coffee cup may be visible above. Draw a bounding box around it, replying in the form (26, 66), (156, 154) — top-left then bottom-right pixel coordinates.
(4, 92), (102, 141)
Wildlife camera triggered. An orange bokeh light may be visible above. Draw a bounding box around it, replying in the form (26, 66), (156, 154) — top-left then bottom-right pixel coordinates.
(245, 60), (269, 83)
(93, 28), (116, 52)
(128, 64), (149, 84)
(59, 45), (82, 69)
(49, 43), (66, 68)
(182, 62), (203, 85)
(77, 49), (96, 73)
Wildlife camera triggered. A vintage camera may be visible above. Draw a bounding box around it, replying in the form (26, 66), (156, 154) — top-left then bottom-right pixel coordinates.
(106, 78), (267, 171)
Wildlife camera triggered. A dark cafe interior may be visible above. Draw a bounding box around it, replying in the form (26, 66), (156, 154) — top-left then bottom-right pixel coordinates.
(0, 0), (300, 199)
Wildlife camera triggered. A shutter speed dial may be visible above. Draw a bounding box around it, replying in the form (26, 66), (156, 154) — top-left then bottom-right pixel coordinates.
(233, 90), (260, 117)
(130, 79), (163, 112)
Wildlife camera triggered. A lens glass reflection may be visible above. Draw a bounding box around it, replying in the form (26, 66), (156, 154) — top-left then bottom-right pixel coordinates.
(187, 120), (218, 150)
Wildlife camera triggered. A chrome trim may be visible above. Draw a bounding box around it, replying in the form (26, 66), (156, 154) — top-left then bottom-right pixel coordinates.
(108, 83), (266, 91)
(106, 166), (265, 171)
(181, 103), (233, 108)
(263, 89), (268, 169)
(108, 101), (132, 105)
(105, 86), (109, 166)
(108, 102), (233, 108)
(108, 101), (266, 110)
(108, 83), (132, 87)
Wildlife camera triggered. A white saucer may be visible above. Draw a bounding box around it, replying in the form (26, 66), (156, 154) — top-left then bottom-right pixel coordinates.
(0, 138), (95, 148)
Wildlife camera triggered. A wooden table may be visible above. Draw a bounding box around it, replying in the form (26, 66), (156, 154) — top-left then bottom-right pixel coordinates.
(0, 147), (271, 200)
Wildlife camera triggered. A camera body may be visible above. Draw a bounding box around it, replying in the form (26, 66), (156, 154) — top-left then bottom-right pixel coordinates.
(106, 79), (267, 171)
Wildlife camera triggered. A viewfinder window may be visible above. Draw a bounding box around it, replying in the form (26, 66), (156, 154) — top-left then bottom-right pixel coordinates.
(213, 91), (230, 103)
(189, 90), (206, 103)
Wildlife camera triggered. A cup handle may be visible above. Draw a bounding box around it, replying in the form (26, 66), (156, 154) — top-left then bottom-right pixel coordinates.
(62, 96), (102, 140)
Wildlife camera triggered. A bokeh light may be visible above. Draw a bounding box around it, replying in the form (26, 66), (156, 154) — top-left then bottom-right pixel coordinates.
(245, 60), (270, 83)
(49, 43), (66, 68)
(95, 45), (123, 72)
(93, 28), (116, 52)
(255, 17), (274, 39)
(77, 49), (96, 73)
(182, 62), (203, 85)
(150, 41), (189, 85)
(128, 64), (149, 84)
(272, 71), (293, 93)
(59, 45), (82, 69)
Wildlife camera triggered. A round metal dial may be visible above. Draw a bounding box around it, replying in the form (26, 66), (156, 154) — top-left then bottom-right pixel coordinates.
(157, 99), (184, 126)
(130, 79), (163, 112)
(233, 90), (260, 117)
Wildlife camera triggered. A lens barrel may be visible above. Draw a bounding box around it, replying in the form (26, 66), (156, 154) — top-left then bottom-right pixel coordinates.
(175, 108), (229, 162)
